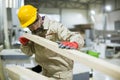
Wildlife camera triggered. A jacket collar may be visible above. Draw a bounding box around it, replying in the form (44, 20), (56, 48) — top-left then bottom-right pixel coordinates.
(43, 16), (50, 30)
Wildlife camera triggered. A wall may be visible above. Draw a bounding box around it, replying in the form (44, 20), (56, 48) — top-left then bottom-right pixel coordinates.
(40, 8), (88, 28)
(61, 9), (88, 28)
(88, 3), (104, 30)
(107, 10), (120, 30)
(39, 8), (60, 14)
(105, 0), (120, 31)
(91, 10), (120, 31)
(39, 8), (60, 22)
(88, 0), (120, 31)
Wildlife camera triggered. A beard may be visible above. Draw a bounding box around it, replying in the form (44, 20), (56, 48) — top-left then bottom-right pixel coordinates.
(32, 25), (47, 37)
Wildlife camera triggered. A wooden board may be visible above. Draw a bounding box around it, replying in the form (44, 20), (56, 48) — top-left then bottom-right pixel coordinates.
(6, 66), (48, 80)
(23, 33), (120, 79)
(0, 58), (5, 80)
(0, 46), (5, 80)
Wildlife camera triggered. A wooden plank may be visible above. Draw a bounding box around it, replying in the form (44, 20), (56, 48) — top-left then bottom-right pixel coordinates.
(0, 45), (5, 80)
(0, 58), (5, 80)
(23, 33), (120, 79)
(6, 66), (49, 80)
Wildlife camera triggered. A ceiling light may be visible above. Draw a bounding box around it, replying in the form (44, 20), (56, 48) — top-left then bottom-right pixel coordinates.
(105, 5), (112, 11)
(90, 10), (95, 15)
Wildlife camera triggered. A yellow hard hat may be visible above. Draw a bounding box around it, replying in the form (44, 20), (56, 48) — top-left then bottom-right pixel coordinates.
(18, 5), (37, 28)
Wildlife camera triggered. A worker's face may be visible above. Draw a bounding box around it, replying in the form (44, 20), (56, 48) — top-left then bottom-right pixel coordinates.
(28, 15), (43, 32)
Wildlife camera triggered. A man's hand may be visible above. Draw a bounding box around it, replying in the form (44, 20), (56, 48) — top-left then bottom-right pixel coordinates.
(57, 41), (78, 49)
(19, 36), (29, 45)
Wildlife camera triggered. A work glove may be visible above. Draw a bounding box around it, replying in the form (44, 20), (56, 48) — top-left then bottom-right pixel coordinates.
(57, 41), (78, 49)
(19, 36), (29, 45)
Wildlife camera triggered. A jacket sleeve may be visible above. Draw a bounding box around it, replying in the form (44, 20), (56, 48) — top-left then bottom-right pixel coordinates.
(50, 20), (84, 50)
(20, 41), (35, 56)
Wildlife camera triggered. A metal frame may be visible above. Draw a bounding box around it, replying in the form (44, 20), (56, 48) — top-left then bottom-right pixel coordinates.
(25, 0), (103, 9)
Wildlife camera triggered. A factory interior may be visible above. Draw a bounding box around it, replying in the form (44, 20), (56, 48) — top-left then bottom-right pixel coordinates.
(0, 0), (120, 80)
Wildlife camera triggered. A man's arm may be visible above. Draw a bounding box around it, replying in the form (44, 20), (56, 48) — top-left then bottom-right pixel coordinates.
(50, 21), (84, 50)
(19, 36), (35, 56)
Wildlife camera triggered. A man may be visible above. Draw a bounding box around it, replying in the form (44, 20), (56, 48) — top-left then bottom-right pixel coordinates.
(18, 5), (84, 80)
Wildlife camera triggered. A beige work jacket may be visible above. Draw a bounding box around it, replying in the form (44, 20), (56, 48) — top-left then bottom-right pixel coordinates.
(20, 16), (84, 76)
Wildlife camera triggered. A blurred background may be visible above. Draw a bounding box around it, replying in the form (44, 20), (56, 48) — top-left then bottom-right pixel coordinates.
(0, 0), (120, 80)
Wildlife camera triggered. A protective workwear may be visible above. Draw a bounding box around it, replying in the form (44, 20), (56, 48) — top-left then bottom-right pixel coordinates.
(18, 5), (37, 28)
(19, 36), (29, 45)
(20, 16), (84, 80)
(57, 41), (78, 49)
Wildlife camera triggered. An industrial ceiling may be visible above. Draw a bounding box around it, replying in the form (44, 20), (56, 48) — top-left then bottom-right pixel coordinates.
(25, 0), (104, 9)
